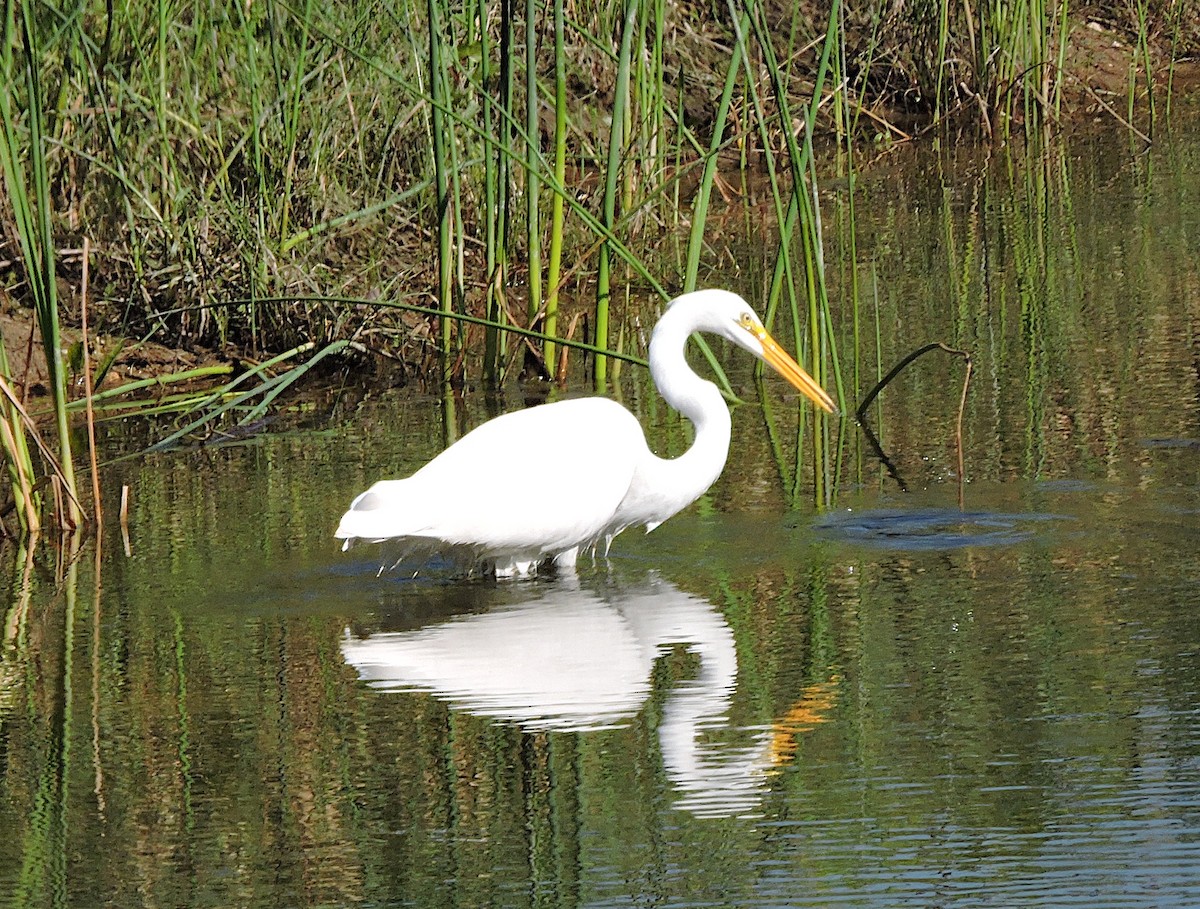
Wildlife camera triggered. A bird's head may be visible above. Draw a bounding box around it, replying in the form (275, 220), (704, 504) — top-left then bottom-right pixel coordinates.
(666, 290), (837, 414)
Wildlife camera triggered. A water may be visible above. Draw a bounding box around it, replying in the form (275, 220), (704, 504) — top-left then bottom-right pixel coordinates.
(4, 126), (1200, 907)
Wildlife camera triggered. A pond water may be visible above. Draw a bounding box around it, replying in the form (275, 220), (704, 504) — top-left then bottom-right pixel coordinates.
(4, 123), (1200, 907)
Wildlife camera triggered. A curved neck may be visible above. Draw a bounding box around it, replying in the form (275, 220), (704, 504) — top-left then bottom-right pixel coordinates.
(645, 308), (732, 497)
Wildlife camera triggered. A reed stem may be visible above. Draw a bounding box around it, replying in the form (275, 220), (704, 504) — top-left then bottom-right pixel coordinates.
(544, 0), (567, 372)
(684, 12), (748, 293)
(596, 0), (640, 391)
(525, 0), (542, 328)
(428, 0), (454, 370)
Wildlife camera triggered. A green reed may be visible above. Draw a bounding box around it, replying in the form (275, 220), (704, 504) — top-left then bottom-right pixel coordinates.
(1130, 0), (1155, 132)
(480, 0), (505, 385)
(595, 0), (640, 391)
(9, 0), (1190, 362)
(524, 0), (542, 331)
(750, 0), (846, 504)
(428, 0), (454, 368)
(0, 2), (78, 531)
(1165, 1), (1185, 120)
(544, 0), (568, 375)
(683, 12), (747, 293)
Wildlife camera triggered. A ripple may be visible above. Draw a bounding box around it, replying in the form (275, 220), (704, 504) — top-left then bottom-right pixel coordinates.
(1141, 438), (1200, 450)
(1034, 478), (1097, 493)
(814, 507), (1067, 551)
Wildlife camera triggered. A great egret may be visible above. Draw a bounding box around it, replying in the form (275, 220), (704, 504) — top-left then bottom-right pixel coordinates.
(336, 289), (835, 575)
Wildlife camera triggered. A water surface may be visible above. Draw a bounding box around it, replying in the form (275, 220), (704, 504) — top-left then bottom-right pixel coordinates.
(3, 125), (1200, 907)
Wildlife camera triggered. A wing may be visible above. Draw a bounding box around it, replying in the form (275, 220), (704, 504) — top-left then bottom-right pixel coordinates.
(336, 397), (647, 559)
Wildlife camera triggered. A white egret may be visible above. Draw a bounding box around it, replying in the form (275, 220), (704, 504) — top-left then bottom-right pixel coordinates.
(336, 289), (835, 575)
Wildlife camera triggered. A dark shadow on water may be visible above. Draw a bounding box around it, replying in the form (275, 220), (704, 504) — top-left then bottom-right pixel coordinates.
(1033, 479), (1097, 493)
(1141, 437), (1200, 450)
(813, 506), (1071, 550)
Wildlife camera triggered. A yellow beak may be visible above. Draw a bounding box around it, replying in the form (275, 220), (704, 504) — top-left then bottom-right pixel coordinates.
(756, 330), (837, 414)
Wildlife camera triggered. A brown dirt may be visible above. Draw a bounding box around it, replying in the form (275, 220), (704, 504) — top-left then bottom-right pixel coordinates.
(0, 293), (226, 402)
(1061, 16), (1200, 125)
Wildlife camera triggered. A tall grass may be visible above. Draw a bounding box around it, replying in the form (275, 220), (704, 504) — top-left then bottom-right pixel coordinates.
(1, 0), (1195, 531)
(428, 0), (455, 370)
(524, 0), (542, 336)
(543, 0), (568, 376)
(0, 0), (78, 531)
(7, 2), (1180, 340)
(594, 0), (640, 391)
(5, 0), (1188, 361)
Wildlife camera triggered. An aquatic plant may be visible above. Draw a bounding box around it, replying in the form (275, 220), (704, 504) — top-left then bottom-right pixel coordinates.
(1, 0), (1184, 361)
(1, 0), (1196, 533)
(0, 1), (78, 531)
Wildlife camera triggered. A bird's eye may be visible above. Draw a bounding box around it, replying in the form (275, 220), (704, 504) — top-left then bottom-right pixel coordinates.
(739, 312), (754, 328)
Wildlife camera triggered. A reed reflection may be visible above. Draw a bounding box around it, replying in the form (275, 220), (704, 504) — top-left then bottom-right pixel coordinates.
(340, 573), (775, 817)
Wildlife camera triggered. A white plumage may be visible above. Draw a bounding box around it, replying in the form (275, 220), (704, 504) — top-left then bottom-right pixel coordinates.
(336, 289), (835, 575)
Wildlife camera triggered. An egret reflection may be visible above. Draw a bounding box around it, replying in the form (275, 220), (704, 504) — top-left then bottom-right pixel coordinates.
(340, 574), (778, 817)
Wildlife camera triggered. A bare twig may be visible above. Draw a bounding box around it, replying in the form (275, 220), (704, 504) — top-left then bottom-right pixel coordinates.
(556, 311), (585, 386)
(856, 342), (973, 504)
(119, 484), (131, 556)
(1082, 82), (1152, 146)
